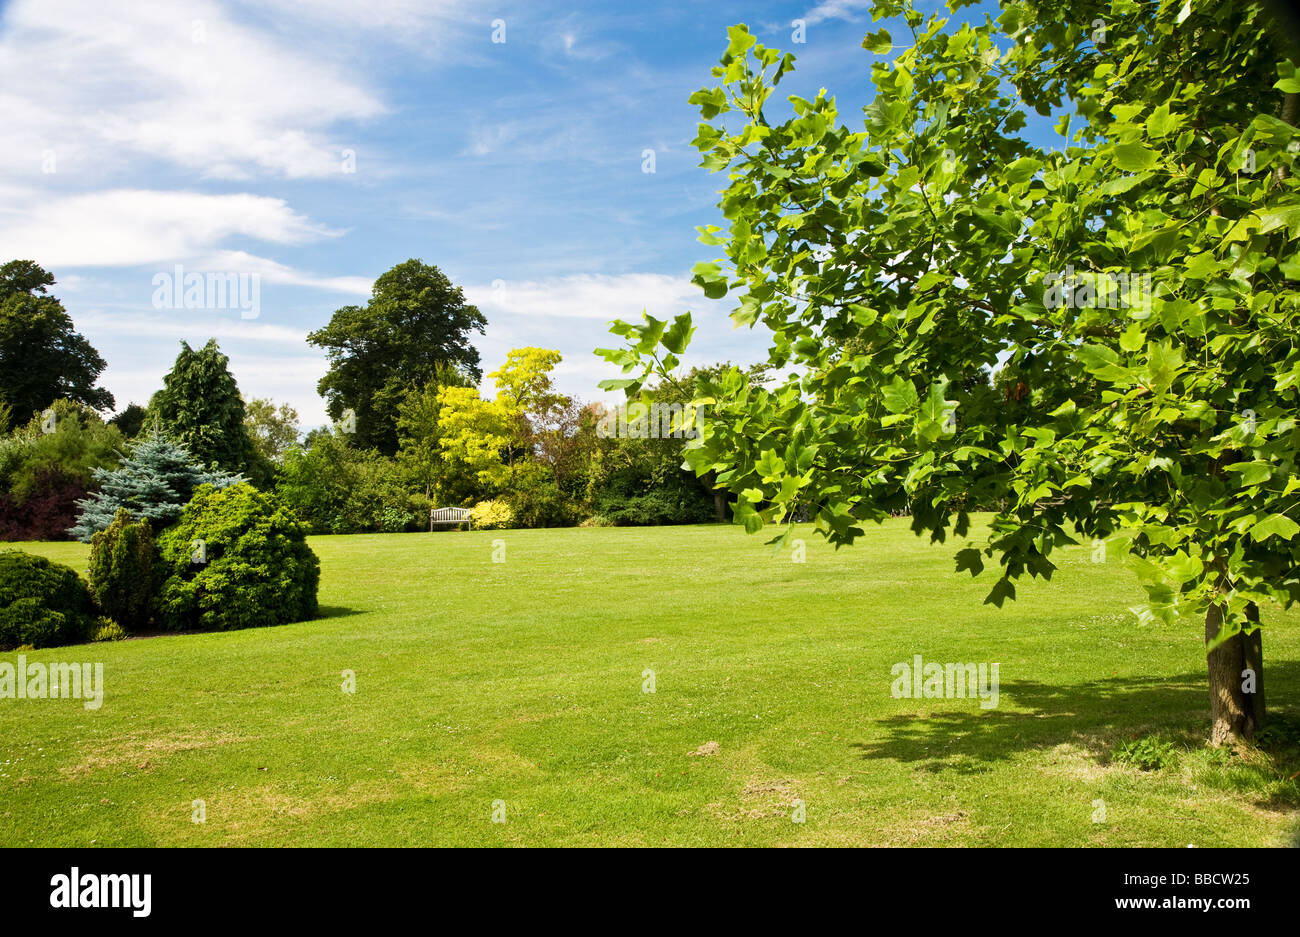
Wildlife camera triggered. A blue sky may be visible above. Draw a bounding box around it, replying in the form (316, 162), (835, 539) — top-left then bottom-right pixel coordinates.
(0, 0), (978, 428)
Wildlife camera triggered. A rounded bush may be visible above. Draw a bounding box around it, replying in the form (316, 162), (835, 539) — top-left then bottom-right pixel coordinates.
(88, 508), (157, 632)
(507, 480), (575, 528)
(0, 551), (96, 650)
(91, 618), (127, 642)
(155, 483), (320, 632)
(469, 499), (513, 530)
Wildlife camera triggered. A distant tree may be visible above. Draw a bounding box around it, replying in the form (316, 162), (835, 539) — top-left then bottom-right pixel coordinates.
(244, 397), (301, 464)
(151, 339), (250, 473)
(434, 385), (516, 497)
(0, 259), (56, 298)
(0, 260), (114, 418)
(489, 346), (568, 465)
(108, 403), (148, 440)
(395, 363), (473, 499)
(307, 259), (487, 454)
(0, 399), (124, 500)
(87, 509), (158, 632)
(69, 432), (242, 541)
(490, 347), (566, 426)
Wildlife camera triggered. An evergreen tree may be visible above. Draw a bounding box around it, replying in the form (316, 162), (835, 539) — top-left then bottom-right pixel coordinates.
(69, 432), (242, 541)
(152, 339), (250, 473)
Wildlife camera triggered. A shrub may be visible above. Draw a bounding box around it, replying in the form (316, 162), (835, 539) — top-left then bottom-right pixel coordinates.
(597, 488), (713, 526)
(275, 433), (410, 534)
(155, 483), (320, 632)
(0, 465), (90, 541)
(578, 514), (615, 527)
(507, 478), (576, 528)
(91, 618), (127, 642)
(87, 508), (157, 632)
(379, 507), (414, 533)
(69, 432), (243, 541)
(0, 551), (96, 650)
(469, 499), (513, 530)
(0, 400), (124, 540)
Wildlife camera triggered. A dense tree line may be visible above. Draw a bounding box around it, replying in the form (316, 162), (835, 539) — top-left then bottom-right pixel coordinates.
(0, 260), (727, 540)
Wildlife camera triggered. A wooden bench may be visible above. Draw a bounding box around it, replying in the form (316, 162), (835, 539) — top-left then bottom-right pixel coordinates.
(429, 506), (472, 531)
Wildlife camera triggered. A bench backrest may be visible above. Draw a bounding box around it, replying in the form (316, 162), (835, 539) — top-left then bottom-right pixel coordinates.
(430, 507), (471, 521)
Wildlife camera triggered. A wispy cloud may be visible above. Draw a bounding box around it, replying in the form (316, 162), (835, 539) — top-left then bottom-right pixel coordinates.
(0, 189), (340, 267)
(0, 0), (390, 182)
(466, 273), (700, 321)
(801, 0), (874, 26)
(199, 251), (373, 295)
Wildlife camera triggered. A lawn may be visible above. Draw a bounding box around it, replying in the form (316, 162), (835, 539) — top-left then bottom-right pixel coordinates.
(2, 519), (1298, 847)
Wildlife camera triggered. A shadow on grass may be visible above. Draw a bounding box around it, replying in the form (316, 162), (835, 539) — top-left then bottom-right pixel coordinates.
(853, 661), (1300, 783)
(317, 605), (363, 619)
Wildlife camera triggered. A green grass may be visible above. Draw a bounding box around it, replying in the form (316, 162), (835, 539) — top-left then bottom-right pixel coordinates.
(2, 519), (1298, 846)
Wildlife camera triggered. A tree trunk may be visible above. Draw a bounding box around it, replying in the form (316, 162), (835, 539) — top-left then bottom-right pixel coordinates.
(1243, 602), (1264, 726)
(701, 471), (728, 523)
(1205, 601), (1264, 746)
(712, 490), (728, 523)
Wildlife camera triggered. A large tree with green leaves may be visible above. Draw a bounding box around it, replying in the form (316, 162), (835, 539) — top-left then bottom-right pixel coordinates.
(599, 0), (1300, 744)
(150, 339), (250, 473)
(308, 259), (487, 455)
(0, 260), (114, 418)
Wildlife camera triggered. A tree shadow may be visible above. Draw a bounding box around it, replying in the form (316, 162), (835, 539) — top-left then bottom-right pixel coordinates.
(852, 661), (1300, 778)
(317, 605), (363, 619)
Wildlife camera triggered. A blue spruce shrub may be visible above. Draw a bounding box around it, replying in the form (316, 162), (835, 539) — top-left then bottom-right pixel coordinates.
(70, 432), (242, 542)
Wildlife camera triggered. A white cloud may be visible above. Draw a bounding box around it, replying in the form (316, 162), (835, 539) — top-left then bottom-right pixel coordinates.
(801, 0), (873, 26)
(76, 311), (308, 345)
(464, 124), (517, 158)
(466, 273), (700, 321)
(0, 189), (340, 268)
(0, 0), (385, 181)
(199, 251), (373, 295)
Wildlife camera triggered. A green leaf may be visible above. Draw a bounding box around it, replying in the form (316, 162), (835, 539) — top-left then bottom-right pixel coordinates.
(756, 448), (785, 481)
(1256, 205), (1300, 237)
(1004, 157), (1041, 185)
(690, 261), (729, 299)
(1164, 551), (1203, 584)
(726, 24), (757, 59)
(1145, 104), (1179, 138)
(849, 304), (878, 327)
(881, 377), (918, 414)
(1074, 344), (1126, 381)
(1250, 514), (1299, 542)
(662, 313), (695, 354)
(1226, 461), (1273, 486)
(862, 29), (892, 54)
(1112, 143), (1159, 172)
